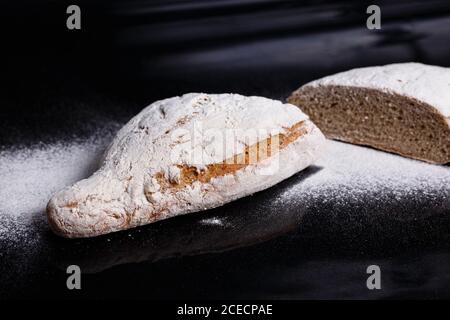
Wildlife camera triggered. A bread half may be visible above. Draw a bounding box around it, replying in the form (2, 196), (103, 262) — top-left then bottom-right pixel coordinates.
(47, 93), (325, 238)
(288, 63), (450, 164)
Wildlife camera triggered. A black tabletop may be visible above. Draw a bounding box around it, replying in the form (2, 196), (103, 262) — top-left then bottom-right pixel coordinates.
(0, 0), (449, 299)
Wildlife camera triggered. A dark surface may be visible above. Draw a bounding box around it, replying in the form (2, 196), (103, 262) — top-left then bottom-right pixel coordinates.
(0, 0), (450, 299)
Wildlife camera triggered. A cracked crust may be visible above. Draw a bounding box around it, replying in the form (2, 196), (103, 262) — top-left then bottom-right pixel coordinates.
(47, 93), (325, 238)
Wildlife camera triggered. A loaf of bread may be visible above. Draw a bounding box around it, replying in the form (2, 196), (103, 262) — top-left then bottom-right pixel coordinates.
(47, 93), (325, 238)
(288, 63), (450, 164)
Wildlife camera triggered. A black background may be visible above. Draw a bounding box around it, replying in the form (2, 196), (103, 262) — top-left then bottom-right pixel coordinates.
(0, 0), (450, 299)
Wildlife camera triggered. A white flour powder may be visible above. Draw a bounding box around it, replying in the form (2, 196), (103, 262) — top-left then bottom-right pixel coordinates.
(0, 138), (449, 242)
(0, 134), (113, 244)
(272, 141), (450, 208)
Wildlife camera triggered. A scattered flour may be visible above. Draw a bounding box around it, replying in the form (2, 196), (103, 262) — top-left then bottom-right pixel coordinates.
(200, 217), (228, 227)
(0, 141), (108, 217)
(0, 134), (113, 243)
(0, 138), (448, 243)
(272, 140), (450, 208)
(0, 134), (448, 293)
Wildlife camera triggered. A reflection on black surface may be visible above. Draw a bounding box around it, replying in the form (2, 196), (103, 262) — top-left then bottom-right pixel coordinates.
(0, 157), (449, 298)
(10, 159), (445, 299)
(50, 166), (322, 273)
(0, 0), (450, 299)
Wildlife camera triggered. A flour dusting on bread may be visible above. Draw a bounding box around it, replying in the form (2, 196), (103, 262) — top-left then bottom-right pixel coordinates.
(47, 93), (325, 238)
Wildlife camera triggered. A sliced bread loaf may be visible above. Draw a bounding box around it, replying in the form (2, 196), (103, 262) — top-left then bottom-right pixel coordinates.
(288, 63), (450, 164)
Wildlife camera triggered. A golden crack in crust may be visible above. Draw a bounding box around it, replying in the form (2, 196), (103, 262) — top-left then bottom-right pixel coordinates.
(155, 120), (307, 190)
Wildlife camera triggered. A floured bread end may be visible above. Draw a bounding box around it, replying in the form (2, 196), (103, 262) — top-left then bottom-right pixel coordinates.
(288, 63), (450, 164)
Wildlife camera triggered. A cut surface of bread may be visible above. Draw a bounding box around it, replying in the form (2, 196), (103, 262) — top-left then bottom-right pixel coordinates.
(47, 93), (325, 238)
(288, 63), (450, 164)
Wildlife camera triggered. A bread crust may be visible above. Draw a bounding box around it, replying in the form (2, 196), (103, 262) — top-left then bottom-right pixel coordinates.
(47, 93), (325, 238)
